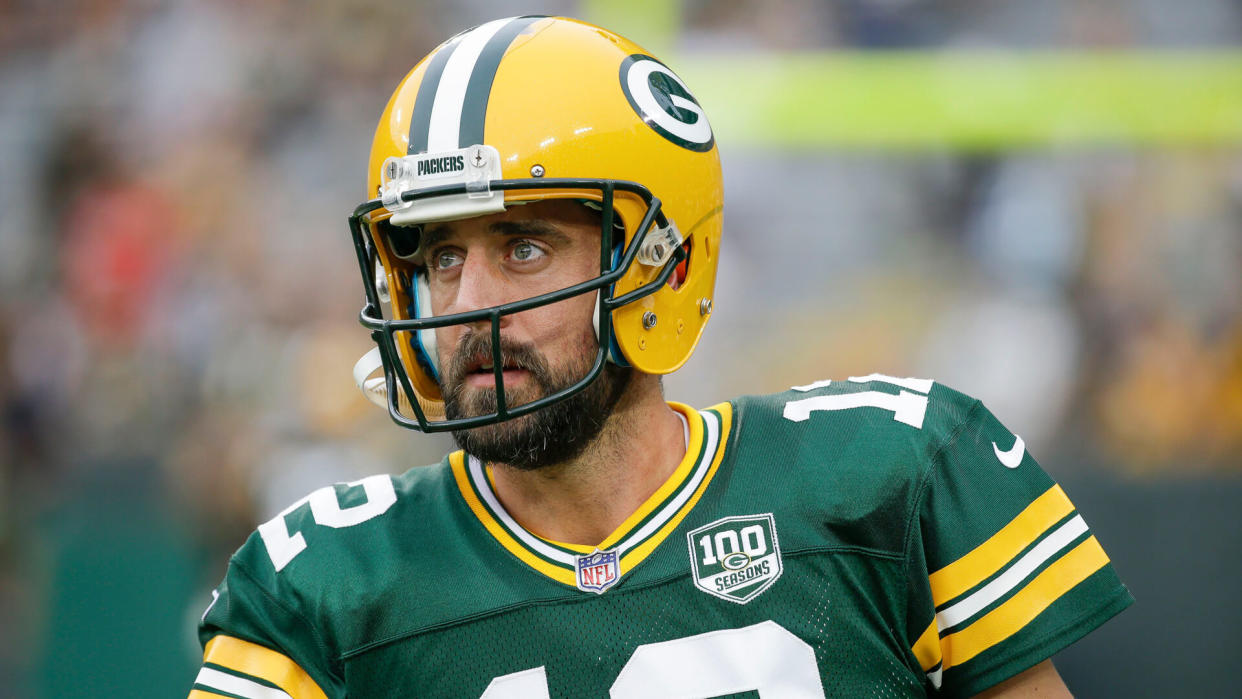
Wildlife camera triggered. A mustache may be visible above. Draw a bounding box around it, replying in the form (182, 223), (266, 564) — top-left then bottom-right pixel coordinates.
(443, 332), (551, 389)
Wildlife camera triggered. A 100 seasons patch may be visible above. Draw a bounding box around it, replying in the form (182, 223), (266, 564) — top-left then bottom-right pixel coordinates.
(687, 514), (783, 604)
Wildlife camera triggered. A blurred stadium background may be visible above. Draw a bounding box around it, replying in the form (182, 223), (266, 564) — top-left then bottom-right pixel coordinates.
(2, 0), (1240, 696)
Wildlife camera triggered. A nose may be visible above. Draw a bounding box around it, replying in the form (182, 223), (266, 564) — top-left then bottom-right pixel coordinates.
(448, 250), (511, 329)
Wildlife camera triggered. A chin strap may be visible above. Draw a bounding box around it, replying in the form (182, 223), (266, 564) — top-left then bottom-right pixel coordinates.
(353, 347), (388, 408)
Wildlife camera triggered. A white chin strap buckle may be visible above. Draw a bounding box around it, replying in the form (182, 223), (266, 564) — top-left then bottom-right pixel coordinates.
(353, 347), (388, 408)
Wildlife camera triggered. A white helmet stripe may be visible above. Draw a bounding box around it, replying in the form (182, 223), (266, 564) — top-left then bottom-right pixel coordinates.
(426, 18), (513, 152)
(407, 36), (460, 155)
(407, 17), (546, 154)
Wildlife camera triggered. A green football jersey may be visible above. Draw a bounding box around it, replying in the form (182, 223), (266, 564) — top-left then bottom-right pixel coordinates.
(191, 375), (1132, 698)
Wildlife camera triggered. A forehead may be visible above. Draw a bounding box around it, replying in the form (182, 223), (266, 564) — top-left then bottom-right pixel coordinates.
(422, 199), (601, 245)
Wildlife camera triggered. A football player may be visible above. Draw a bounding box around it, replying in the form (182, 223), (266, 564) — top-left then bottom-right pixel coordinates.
(190, 16), (1131, 698)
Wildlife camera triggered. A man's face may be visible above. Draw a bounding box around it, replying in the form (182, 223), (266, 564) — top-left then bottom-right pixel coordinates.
(423, 200), (630, 468)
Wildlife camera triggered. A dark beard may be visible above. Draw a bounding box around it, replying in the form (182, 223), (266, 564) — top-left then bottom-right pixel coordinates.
(442, 331), (632, 470)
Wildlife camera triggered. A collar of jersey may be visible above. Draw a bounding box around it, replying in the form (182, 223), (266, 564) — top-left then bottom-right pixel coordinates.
(450, 401), (733, 589)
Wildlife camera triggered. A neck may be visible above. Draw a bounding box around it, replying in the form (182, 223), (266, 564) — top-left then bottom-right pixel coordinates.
(486, 374), (686, 547)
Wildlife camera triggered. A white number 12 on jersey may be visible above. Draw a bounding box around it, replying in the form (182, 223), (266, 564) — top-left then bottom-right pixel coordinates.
(258, 475), (397, 572)
(481, 621), (824, 698)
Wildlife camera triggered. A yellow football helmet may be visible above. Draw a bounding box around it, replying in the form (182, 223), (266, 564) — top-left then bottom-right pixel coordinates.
(349, 15), (723, 432)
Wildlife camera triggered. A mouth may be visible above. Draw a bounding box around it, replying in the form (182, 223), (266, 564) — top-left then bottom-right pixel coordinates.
(463, 353), (531, 388)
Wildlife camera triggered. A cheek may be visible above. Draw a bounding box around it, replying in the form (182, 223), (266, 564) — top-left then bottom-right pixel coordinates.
(525, 293), (600, 353)
(432, 324), (464, 363)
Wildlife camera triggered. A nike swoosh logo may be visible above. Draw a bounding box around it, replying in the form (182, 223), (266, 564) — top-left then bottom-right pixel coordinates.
(992, 435), (1025, 469)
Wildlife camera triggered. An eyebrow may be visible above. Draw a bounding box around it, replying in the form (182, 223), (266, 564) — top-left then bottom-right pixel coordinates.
(420, 219), (574, 252)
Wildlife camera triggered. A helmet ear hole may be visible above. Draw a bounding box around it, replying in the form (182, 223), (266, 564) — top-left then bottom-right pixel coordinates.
(668, 240), (691, 291)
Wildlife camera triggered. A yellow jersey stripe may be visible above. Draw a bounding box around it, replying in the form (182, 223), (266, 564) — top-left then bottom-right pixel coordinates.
(450, 451), (578, 585)
(508, 402), (709, 555)
(619, 403), (732, 571)
(450, 402), (729, 588)
(464, 455), (582, 565)
(940, 535), (1111, 670)
(911, 619), (942, 672)
(481, 469), (597, 554)
(189, 690), (234, 699)
(456, 409), (708, 567)
(929, 484), (1075, 606)
(598, 402), (706, 551)
(200, 635), (327, 699)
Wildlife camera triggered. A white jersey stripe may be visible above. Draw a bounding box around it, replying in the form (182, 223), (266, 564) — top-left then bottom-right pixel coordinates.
(469, 455), (577, 565)
(467, 409), (722, 566)
(617, 410), (719, 556)
(195, 667), (293, 699)
(936, 514), (1089, 630)
(426, 18), (513, 151)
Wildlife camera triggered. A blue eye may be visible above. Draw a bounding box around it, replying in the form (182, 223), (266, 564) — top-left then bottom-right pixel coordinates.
(434, 250), (462, 270)
(512, 241), (544, 262)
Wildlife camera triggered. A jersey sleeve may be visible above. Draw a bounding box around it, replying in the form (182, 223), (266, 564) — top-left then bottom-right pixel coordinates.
(190, 549), (342, 699)
(904, 398), (1133, 698)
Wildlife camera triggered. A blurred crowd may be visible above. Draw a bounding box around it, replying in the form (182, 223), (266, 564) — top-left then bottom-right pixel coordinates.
(1, 0), (1240, 696)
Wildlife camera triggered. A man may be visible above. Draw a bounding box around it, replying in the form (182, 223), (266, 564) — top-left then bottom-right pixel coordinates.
(190, 16), (1131, 698)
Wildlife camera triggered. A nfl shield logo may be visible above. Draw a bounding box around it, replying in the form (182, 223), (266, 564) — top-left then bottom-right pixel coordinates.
(575, 549), (621, 594)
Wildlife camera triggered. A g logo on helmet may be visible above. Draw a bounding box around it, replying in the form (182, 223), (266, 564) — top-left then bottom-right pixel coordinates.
(619, 54), (714, 152)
